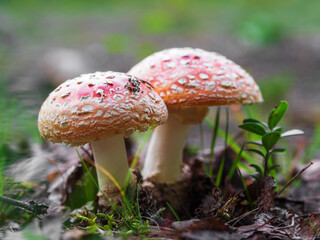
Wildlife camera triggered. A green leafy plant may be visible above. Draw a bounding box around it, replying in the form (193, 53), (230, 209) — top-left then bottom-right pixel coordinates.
(72, 203), (151, 237)
(239, 101), (303, 178)
(73, 212), (120, 235)
(205, 117), (256, 174)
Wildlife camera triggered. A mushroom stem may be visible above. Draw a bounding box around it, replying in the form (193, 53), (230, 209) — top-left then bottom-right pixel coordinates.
(91, 135), (131, 198)
(142, 115), (190, 183)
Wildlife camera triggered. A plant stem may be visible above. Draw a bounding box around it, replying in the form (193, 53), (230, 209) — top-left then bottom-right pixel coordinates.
(263, 152), (270, 177)
(277, 162), (313, 196)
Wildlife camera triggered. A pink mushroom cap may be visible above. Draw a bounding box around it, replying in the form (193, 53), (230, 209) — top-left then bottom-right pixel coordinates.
(128, 48), (263, 108)
(38, 71), (168, 146)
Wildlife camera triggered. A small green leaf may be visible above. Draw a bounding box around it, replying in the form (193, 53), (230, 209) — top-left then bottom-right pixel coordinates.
(250, 163), (264, 176)
(246, 148), (265, 158)
(247, 140), (263, 146)
(270, 148), (286, 154)
(268, 101), (288, 130)
(273, 126), (283, 134)
(281, 129), (304, 138)
(239, 123), (267, 136)
(243, 118), (268, 128)
(262, 131), (281, 151)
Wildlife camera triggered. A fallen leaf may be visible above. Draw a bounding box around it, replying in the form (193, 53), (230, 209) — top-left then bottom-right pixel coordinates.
(309, 212), (320, 236)
(187, 217), (231, 232)
(299, 217), (316, 240)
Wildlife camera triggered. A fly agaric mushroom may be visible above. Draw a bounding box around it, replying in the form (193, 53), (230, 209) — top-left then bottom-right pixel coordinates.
(38, 71), (168, 202)
(128, 47), (263, 183)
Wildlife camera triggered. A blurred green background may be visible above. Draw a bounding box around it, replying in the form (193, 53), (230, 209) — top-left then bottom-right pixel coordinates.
(1, 0), (320, 144)
(0, 0), (319, 163)
(1, 0), (320, 150)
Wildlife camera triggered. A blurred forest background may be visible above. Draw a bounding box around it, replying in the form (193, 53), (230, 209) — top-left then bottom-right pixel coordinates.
(1, 0), (320, 172)
(1, 0), (320, 135)
(1, 0), (320, 238)
(2, 0), (320, 177)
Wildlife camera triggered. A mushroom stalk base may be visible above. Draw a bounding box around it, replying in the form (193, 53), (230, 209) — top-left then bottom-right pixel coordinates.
(91, 135), (133, 200)
(142, 115), (190, 183)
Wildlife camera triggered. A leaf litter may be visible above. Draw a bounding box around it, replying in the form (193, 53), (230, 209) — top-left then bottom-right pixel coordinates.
(1, 137), (320, 239)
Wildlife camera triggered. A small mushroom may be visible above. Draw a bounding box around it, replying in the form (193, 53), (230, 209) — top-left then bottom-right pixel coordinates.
(128, 47), (263, 184)
(38, 71), (168, 203)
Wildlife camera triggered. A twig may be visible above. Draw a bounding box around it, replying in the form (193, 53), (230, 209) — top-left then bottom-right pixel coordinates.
(142, 216), (161, 230)
(277, 162), (313, 196)
(150, 207), (166, 220)
(239, 216), (275, 233)
(81, 146), (94, 161)
(227, 207), (259, 226)
(0, 195), (48, 216)
(296, 212), (320, 218)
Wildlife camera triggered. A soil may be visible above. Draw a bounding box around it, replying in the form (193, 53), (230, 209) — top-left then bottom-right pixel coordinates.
(1, 136), (320, 239)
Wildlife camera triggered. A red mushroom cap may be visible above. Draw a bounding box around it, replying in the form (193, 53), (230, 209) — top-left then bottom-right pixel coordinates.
(128, 48), (263, 108)
(38, 71), (168, 146)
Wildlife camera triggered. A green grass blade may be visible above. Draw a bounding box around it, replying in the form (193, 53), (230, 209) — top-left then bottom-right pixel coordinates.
(77, 149), (99, 189)
(136, 180), (142, 221)
(205, 107), (220, 177)
(243, 105), (254, 119)
(76, 149), (134, 229)
(205, 117), (257, 174)
(215, 157), (225, 187)
(166, 202), (180, 222)
(124, 130), (152, 192)
(81, 147), (138, 217)
(130, 130), (153, 170)
(199, 124), (205, 159)
(216, 108), (228, 187)
(0, 148), (4, 195)
(217, 127), (257, 167)
(237, 168), (253, 209)
(228, 143), (245, 181)
(0, 173), (3, 195)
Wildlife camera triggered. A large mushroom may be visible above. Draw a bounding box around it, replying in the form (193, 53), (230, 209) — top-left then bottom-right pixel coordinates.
(128, 47), (263, 184)
(38, 71), (168, 203)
